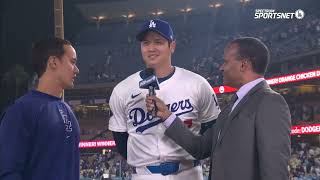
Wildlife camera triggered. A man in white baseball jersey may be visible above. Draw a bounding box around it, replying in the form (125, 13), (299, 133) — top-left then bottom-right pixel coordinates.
(108, 19), (220, 180)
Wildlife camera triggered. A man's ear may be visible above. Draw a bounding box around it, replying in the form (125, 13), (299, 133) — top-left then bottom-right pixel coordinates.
(47, 56), (58, 70)
(240, 59), (250, 72)
(240, 62), (245, 72)
(170, 41), (176, 54)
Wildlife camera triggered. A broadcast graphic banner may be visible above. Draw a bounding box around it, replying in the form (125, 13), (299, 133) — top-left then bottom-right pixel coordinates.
(213, 69), (320, 94)
(291, 124), (320, 135)
(79, 124), (320, 149)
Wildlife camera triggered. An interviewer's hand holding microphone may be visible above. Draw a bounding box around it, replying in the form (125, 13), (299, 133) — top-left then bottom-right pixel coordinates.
(139, 68), (172, 121)
(146, 95), (172, 121)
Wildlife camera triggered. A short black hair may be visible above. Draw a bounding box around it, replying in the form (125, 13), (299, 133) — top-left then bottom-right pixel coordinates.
(31, 37), (71, 78)
(229, 37), (270, 75)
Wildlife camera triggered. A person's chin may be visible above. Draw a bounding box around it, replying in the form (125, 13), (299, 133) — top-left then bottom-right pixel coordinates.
(146, 58), (160, 65)
(69, 83), (75, 88)
(146, 62), (158, 69)
(65, 82), (74, 89)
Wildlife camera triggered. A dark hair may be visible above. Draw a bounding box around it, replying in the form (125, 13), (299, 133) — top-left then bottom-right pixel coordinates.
(32, 37), (71, 78)
(229, 37), (270, 75)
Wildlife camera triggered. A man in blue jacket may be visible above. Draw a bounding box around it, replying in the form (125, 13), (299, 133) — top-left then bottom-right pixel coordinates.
(0, 37), (80, 180)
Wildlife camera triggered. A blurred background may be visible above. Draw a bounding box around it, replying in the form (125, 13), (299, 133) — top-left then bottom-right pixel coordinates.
(1, 0), (320, 179)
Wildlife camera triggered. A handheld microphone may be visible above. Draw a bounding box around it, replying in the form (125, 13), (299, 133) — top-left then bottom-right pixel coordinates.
(139, 68), (160, 116)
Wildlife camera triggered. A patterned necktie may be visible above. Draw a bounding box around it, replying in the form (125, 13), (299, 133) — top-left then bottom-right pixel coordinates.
(230, 93), (239, 104)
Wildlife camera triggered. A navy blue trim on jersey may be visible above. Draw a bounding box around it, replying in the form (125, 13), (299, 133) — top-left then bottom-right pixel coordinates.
(139, 67), (176, 84)
(112, 131), (129, 159)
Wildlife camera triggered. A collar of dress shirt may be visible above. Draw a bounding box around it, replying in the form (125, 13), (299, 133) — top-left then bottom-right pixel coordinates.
(233, 78), (265, 109)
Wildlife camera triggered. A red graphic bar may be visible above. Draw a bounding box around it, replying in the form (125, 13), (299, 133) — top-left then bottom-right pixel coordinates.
(266, 69), (320, 85)
(213, 86), (237, 94)
(79, 123), (320, 149)
(213, 69), (320, 94)
(291, 124), (320, 135)
(79, 140), (116, 149)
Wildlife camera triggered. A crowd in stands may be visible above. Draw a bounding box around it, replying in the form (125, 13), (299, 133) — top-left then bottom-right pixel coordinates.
(78, 141), (320, 180)
(74, 11), (320, 85)
(283, 93), (320, 126)
(80, 151), (134, 180)
(290, 142), (320, 180)
(290, 103), (320, 125)
(192, 56), (223, 85)
(73, 107), (111, 138)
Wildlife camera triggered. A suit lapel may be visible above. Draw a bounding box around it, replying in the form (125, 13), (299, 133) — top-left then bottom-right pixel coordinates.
(212, 104), (231, 150)
(217, 81), (270, 144)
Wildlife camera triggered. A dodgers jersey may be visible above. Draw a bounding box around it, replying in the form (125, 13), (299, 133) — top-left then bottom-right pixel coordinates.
(108, 67), (220, 167)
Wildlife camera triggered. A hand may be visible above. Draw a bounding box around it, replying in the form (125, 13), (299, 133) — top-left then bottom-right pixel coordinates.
(146, 95), (172, 121)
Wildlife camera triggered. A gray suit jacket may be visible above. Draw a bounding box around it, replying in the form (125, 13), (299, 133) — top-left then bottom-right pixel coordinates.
(165, 80), (291, 180)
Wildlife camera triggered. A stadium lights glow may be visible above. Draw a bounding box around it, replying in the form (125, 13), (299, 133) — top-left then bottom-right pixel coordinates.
(128, 13), (135, 18)
(122, 13), (135, 19)
(209, 3), (223, 9)
(180, 7), (193, 13)
(151, 10), (164, 16)
(90, 16), (107, 21)
(240, 0), (251, 4)
(186, 7), (193, 12)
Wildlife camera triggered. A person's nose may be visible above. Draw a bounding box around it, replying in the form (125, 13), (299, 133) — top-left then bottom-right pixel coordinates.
(147, 42), (156, 52)
(75, 65), (80, 74)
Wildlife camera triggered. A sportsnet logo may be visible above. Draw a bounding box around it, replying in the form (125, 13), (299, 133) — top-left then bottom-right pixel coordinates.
(254, 9), (304, 19)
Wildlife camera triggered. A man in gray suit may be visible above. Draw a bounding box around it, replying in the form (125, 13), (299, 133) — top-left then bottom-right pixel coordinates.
(146, 37), (291, 180)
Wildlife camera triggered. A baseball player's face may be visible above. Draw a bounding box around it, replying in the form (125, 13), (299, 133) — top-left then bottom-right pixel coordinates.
(140, 31), (175, 69)
(220, 44), (243, 88)
(54, 45), (79, 89)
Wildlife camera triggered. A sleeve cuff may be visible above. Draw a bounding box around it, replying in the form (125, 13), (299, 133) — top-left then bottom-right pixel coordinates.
(163, 113), (177, 128)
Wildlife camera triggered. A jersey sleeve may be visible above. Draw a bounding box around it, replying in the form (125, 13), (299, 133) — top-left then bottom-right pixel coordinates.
(197, 79), (221, 123)
(0, 103), (32, 180)
(108, 87), (128, 132)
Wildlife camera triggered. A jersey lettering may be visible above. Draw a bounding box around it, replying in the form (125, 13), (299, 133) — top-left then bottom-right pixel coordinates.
(129, 99), (194, 133)
(58, 106), (73, 134)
